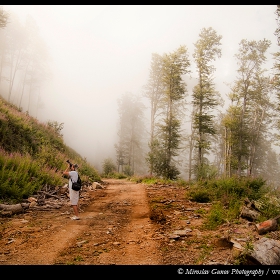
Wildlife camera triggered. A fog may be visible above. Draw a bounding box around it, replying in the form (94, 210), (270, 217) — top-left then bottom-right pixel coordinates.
(2, 5), (279, 173)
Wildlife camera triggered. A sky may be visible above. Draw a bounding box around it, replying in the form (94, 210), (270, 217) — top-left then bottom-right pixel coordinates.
(2, 5), (279, 172)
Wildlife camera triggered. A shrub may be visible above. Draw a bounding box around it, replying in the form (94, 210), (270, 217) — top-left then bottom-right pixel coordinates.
(189, 189), (211, 203)
(186, 176), (273, 227)
(102, 158), (117, 176)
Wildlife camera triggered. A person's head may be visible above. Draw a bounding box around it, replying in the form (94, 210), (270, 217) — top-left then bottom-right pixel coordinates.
(70, 163), (78, 171)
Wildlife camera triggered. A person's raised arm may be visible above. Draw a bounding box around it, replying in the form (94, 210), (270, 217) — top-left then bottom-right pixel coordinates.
(63, 165), (70, 176)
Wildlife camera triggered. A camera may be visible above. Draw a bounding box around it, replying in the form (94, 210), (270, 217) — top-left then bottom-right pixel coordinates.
(66, 160), (78, 169)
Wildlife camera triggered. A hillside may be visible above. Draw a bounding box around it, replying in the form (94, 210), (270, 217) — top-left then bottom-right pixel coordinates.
(0, 95), (100, 203)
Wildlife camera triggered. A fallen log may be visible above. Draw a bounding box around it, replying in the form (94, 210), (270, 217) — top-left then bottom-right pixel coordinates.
(21, 203), (30, 210)
(255, 215), (280, 235)
(246, 237), (280, 265)
(240, 205), (260, 221)
(0, 203), (24, 215)
(256, 219), (277, 235)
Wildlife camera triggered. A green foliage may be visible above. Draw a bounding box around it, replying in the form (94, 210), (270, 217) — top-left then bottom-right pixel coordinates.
(193, 163), (218, 181)
(73, 255), (84, 262)
(148, 138), (180, 180)
(47, 121), (64, 138)
(187, 176), (272, 229)
(102, 171), (127, 179)
(203, 202), (225, 230)
(223, 38), (272, 176)
(102, 158), (117, 176)
(127, 173), (277, 231)
(203, 199), (241, 230)
(130, 175), (159, 185)
(145, 46), (191, 180)
(0, 97), (65, 156)
(189, 189), (211, 203)
(194, 176), (267, 202)
(192, 27), (222, 173)
(195, 208), (207, 215)
(34, 144), (65, 171)
(78, 161), (100, 183)
(123, 165), (133, 176)
(0, 150), (65, 202)
(254, 192), (280, 221)
(113, 173), (127, 179)
(176, 178), (188, 187)
(234, 242), (254, 265)
(156, 117), (182, 180)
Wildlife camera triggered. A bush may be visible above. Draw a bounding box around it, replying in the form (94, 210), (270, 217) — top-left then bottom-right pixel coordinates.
(189, 189), (211, 203)
(102, 158), (117, 176)
(186, 176), (274, 228)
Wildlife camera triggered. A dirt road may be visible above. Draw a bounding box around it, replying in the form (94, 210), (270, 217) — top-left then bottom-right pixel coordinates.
(2, 178), (270, 270)
(0, 179), (163, 265)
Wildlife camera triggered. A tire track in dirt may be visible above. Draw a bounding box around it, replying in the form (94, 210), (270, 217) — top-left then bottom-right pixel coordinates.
(95, 180), (162, 264)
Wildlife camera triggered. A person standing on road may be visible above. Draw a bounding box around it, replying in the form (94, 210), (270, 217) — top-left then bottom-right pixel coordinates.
(63, 162), (80, 220)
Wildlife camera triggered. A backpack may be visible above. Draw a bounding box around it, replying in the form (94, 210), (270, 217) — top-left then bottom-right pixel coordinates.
(71, 174), (82, 191)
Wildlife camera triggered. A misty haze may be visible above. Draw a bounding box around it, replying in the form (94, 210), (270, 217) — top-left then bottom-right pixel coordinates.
(1, 5), (280, 183)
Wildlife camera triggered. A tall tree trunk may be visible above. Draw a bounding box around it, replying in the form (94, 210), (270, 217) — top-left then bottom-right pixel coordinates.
(19, 59), (30, 110)
(8, 49), (22, 103)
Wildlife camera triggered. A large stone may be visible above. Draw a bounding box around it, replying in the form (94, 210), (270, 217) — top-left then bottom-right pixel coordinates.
(92, 182), (103, 189)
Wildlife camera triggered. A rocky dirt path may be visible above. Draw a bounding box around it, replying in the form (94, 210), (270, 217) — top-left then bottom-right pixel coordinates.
(96, 179), (161, 264)
(2, 178), (273, 269)
(0, 178), (162, 265)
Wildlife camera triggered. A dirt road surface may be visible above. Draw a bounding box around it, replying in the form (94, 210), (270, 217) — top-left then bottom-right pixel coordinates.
(0, 179), (163, 265)
(1, 177), (271, 273)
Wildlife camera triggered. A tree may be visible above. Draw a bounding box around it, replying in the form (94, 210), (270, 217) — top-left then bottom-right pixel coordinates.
(102, 158), (117, 176)
(150, 46), (191, 179)
(47, 121), (64, 138)
(18, 16), (47, 112)
(4, 15), (26, 102)
(185, 109), (196, 181)
(0, 6), (8, 29)
(0, 6), (10, 85)
(191, 27), (222, 180)
(0, 12), (50, 118)
(211, 112), (226, 177)
(223, 39), (271, 177)
(144, 53), (165, 175)
(115, 93), (146, 176)
(272, 5), (280, 145)
(274, 5), (280, 46)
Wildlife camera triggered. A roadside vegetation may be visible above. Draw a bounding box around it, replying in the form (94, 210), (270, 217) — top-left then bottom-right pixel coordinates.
(126, 173), (280, 231)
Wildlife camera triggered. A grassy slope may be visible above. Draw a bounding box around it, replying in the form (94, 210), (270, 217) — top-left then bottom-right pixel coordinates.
(0, 95), (100, 203)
